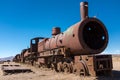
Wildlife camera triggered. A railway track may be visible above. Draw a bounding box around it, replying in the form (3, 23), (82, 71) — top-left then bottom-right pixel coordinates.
(0, 62), (32, 75)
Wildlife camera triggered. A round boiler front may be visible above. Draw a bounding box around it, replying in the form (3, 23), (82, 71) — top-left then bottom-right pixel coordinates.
(61, 18), (108, 55)
(79, 18), (108, 54)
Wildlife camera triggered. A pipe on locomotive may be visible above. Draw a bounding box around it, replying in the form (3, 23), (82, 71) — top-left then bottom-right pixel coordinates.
(37, 2), (108, 55)
(80, 2), (88, 20)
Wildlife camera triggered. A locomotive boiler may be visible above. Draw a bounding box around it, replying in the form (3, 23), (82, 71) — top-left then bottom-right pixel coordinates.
(38, 2), (108, 55)
(13, 2), (112, 76)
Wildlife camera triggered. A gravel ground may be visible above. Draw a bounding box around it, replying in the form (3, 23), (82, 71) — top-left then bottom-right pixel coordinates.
(0, 56), (120, 80)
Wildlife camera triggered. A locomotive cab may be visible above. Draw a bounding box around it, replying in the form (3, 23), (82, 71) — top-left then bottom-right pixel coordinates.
(30, 37), (44, 52)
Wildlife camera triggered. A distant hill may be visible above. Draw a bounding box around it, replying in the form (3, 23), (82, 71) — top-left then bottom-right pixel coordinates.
(0, 56), (14, 61)
(112, 54), (120, 57)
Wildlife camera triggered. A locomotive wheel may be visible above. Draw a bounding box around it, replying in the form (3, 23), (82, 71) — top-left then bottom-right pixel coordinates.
(33, 61), (39, 67)
(51, 63), (58, 72)
(57, 62), (63, 72)
(38, 63), (42, 68)
(73, 65), (77, 74)
(69, 62), (73, 73)
(63, 62), (70, 73)
(74, 62), (86, 76)
(79, 67), (85, 76)
(50, 63), (55, 70)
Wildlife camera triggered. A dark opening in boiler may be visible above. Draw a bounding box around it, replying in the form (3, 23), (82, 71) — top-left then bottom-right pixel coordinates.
(83, 21), (107, 50)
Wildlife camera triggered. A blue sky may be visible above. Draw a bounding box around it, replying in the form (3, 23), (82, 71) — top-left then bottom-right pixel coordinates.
(0, 0), (120, 58)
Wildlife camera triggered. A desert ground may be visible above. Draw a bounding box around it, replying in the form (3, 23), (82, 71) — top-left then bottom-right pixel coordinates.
(0, 56), (120, 80)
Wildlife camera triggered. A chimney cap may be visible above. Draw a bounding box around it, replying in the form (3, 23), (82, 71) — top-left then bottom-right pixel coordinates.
(80, 2), (88, 6)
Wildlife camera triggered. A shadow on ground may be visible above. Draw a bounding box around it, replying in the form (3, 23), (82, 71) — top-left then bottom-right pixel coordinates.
(95, 70), (120, 80)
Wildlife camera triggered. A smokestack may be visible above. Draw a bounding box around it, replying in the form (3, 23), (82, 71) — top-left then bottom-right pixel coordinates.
(52, 27), (61, 36)
(80, 2), (88, 20)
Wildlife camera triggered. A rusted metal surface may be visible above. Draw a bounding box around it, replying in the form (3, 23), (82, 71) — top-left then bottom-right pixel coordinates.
(19, 49), (30, 63)
(23, 49), (30, 58)
(64, 18), (108, 55)
(38, 39), (46, 52)
(20, 49), (28, 63)
(80, 2), (88, 20)
(52, 27), (61, 36)
(13, 54), (21, 62)
(74, 55), (113, 76)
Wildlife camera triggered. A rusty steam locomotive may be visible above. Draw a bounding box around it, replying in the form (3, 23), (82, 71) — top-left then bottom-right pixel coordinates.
(13, 2), (113, 76)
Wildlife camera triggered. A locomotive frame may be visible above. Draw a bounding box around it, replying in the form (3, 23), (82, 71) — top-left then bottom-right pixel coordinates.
(13, 37), (113, 76)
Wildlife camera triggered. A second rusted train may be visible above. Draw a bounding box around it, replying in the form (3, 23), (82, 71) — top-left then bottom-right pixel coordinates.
(13, 2), (113, 76)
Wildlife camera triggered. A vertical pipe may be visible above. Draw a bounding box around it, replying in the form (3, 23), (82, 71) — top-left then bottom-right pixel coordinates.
(52, 27), (61, 36)
(80, 2), (88, 20)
